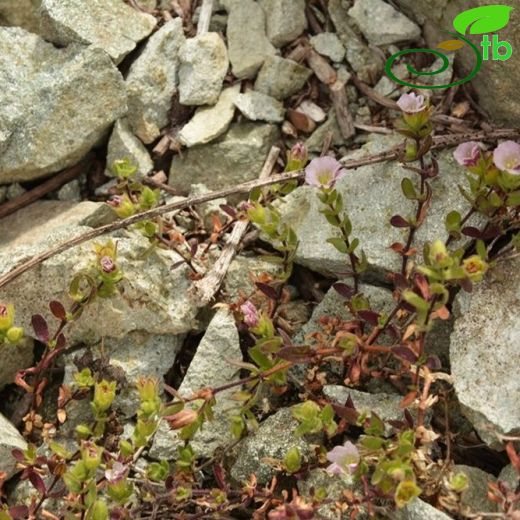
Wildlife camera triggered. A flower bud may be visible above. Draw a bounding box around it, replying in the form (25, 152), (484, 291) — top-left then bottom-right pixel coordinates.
(462, 255), (488, 282)
(106, 194), (136, 218)
(90, 499), (109, 520)
(93, 380), (117, 413)
(6, 326), (23, 344)
(0, 303), (14, 331)
(99, 256), (116, 274)
(284, 447), (302, 473)
(286, 142), (308, 171)
(165, 409), (198, 430)
(428, 240), (451, 268)
(81, 442), (103, 471)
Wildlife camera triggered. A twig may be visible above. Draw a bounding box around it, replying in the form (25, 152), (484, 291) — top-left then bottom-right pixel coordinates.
(330, 79), (355, 140)
(0, 160), (89, 220)
(191, 146), (281, 306)
(1, 128), (518, 290)
(196, 0), (213, 35)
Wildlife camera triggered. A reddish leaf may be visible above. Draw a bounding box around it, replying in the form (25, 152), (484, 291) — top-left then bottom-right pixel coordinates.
(506, 442), (520, 473)
(404, 409), (415, 428)
(458, 277), (474, 293)
(28, 470), (46, 495)
(277, 328), (293, 347)
(390, 215), (410, 228)
(414, 273), (431, 300)
(9, 506), (29, 519)
(11, 448), (25, 462)
(357, 310), (380, 326)
(393, 346), (418, 363)
(400, 390), (418, 409)
(49, 301), (66, 321)
(55, 333), (66, 350)
(31, 314), (49, 343)
(219, 204), (237, 218)
(425, 355), (442, 370)
(213, 463), (228, 491)
(390, 242), (405, 253)
(331, 403), (359, 423)
(461, 226), (483, 238)
(333, 282), (354, 299)
(255, 282), (278, 300)
(277, 345), (313, 363)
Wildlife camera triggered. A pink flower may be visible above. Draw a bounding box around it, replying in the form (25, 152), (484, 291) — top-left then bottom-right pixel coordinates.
(105, 462), (128, 484)
(326, 440), (360, 476)
(100, 256), (116, 274)
(241, 301), (259, 328)
(396, 92), (426, 114)
(304, 156), (347, 189)
(493, 141), (520, 174)
(106, 195), (123, 208)
(453, 141), (484, 167)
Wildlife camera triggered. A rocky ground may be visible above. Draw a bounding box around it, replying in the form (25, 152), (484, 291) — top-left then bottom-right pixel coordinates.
(1, 0), (520, 519)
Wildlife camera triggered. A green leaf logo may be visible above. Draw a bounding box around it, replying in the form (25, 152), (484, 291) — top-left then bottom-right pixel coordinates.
(453, 4), (513, 35)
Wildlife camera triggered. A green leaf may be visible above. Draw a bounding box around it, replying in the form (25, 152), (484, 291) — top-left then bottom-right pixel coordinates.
(403, 290), (429, 312)
(506, 190), (520, 206)
(453, 5), (513, 35)
(445, 210), (461, 232)
(361, 436), (386, 450)
(401, 178), (417, 200)
(326, 237), (349, 254)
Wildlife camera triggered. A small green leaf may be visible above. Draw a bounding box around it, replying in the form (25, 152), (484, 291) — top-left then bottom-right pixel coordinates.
(453, 5), (513, 35)
(445, 210), (461, 232)
(401, 178), (418, 200)
(403, 290), (429, 312)
(326, 237), (349, 254)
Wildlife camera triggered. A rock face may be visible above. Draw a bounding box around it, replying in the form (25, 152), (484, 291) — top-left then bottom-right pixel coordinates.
(259, 0), (307, 47)
(348, 0), (420, 46)
(39, 0), (156, 64)
(0, 338), (34, 390)
(0, 28), (127, 183)
(273, 136), (479, 280)
(0, 0), (41, 33)
(221, 0), (276, 79)
(393, 0), (520, 126)
(169, 122), (280, 193)
(391, 498), (454, 519)
(0, 414), (27, 478)
(234, 91), (285, 123)
(178, 85), (240, 147)
(150, 308), (241, 459)
(105, 119), (153, 179)
(310, 32), (346, 63)
(454, 465), (497, 514)
(254, 56), (312, 100)
(125, 18), (185, 144)
(230, 407), (320, 484)
(0, 201), (199, 345)
(178, 33), (229, 106)
(328, 0), (382, 82)
(450, 258), (520, 449)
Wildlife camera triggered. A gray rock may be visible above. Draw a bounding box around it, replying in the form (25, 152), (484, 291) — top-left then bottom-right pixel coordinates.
(105, 119), (153, 179)
(0, 28), (127, 183)
(298, 469), (357, 519)
(234, 91), (285, 123)
(0, 201), (199, 345)
(0, 338), (34, 390)
(310, 32), (346, 63)
(392, 498), (454, 520)
(0, 414), (26, 478)
(348, 0), (420, 46)
(178, 32), (229, 106)
(221, 0), (276, 79)
(254, 56), (312, 100)
(454, 465), (497, 514)
(39, 0), (156, 64)
(125, 18), (186, 144)
(179, 85), (240, 147)
(6, 183), (25, 200)
(450, 257), (520, 449)
(188, 183), (227, 230)
(224, 255), (283, 300)
(230, 407), (321, 484)
(328, 0), (383, 82)
(64, 332), (184, 418)
(57, 180), (82, 201)
(498, 464), (520, 491)
(259, 0), (307, 47)
(374, 75), (401, 98)
(393, 0), (520, 126)
(0, 0), (40, 33)
(169, 122), (279, 193)
(305, 111), (345, 153)
(150, 308), (241, 459)
(273, 135), (479, 280)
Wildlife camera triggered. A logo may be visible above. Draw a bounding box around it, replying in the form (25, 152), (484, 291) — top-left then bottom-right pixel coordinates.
(385, 4), (513, 89)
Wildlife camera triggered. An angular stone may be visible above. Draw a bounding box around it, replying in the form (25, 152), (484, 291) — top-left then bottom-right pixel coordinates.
(305, 111), (344, 153)
(454, 465), (497, 514)
(40, 0), (156, 64)
(150, 308), (240, 459)
(178, 32), (229, 106)
(0, 28), (127, 183)
(0, 414), (26, 478)
(179, 85), (240, 147)
(0, 0), (40, 33)
(328, 0), (382, 82)
(255, 56), (312, 100)
(229, 407), (321, 484)
(348, 0), (420, 46)
(234, 91), (285, 123)
(64, 332), (184, 418)
(0, 201), (199, 345)
(0, 338), (34, 390)
(57, 180), (82, 202)
(259, 0), (307, 47)
(450, 257), (520, 449)
(125, 18), (185, 144)
(310, 32), (346, 63)
(273, 135), (479, 280)
(392, 498), (454, 520)
(169, 122), (279, 193)
(221, 0), (276, 79)
(105, 119), (153, 179)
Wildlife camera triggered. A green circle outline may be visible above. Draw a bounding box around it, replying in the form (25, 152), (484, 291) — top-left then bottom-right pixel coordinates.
(384, 32), (483, 89)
